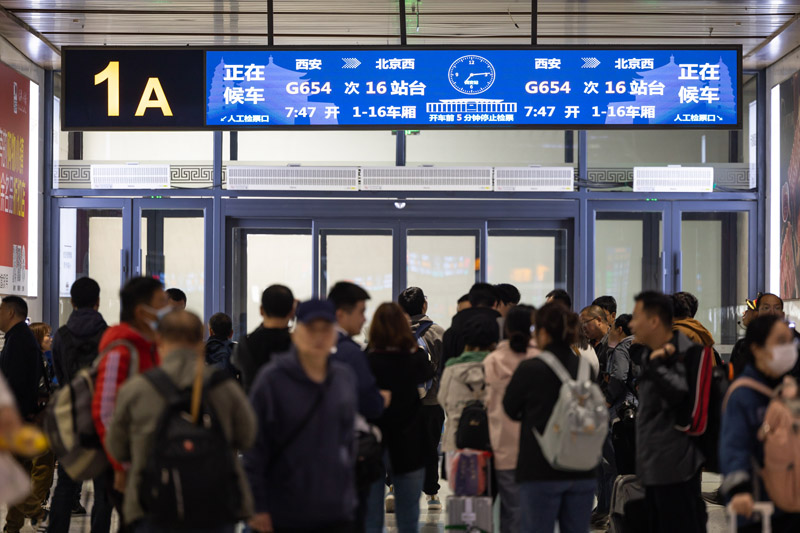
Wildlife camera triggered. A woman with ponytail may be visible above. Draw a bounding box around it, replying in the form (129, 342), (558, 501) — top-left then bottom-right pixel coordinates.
(503, 301), (597, 533)
(483, 305), (538, 533)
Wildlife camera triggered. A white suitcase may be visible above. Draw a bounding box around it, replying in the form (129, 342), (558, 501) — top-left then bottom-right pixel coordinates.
(446, 496), (493, 533)
(727, 501), (775, 533)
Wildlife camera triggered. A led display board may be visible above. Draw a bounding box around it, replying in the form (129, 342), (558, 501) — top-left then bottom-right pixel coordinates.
(62, 46), (741, 130)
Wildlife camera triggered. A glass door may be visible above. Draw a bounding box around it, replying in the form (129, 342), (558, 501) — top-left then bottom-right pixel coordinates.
(229, 220), (313, 338)
(317, 221), (398, 342)
(402, 223), (482, 328)
(673, 202), (755, 346)
(133, 199), (211, 322)
(52, 198), (131, 327)
(487, 221), (571, 307)
(589, 201), (669, 315)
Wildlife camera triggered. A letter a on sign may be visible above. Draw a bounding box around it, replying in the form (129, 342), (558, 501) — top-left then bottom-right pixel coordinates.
(135, 77), (173, 116)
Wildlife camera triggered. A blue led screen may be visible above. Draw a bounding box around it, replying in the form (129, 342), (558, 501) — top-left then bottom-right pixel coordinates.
(205, 48), (740, 129)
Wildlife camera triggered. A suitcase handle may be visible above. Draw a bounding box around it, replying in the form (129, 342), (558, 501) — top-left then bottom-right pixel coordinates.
(727, 501), (774, 533)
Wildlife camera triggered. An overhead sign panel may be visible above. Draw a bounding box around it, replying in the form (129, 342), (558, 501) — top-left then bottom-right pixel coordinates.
(62, 46), (741, 130)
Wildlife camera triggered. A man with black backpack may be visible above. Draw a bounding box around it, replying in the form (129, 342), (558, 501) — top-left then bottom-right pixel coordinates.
(399, 287), (446, 512)
(49, 277), (109, 533)
(106, 310), (256, 532)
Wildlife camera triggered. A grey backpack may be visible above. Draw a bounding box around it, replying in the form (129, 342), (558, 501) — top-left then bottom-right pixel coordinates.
(534, 351), (609, 472)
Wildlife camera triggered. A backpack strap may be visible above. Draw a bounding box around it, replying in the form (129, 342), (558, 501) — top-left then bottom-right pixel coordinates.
(143, 368), (182, 405)
(414, 321), (434, 340)
(536, 351), (573, 384)
(722, 377), (774, 413)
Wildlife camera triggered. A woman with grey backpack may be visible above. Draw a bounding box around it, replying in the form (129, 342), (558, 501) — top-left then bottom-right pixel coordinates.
(503, 301), (607, 533)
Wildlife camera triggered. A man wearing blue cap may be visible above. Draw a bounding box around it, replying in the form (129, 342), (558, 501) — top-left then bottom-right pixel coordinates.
(244, 299), (358, 533)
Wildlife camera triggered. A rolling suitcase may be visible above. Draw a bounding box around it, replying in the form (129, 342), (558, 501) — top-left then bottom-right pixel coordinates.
(445, 496), (493, 533)
(727, 502), (774, 533)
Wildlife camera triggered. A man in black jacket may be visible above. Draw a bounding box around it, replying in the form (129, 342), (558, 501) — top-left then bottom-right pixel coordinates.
(0, 295), (49, 532)
(0, 296), (40, 421)
(441, 283), (501, 371)
(630, 291), (706, 533)
(233, 284), (295, 392)
(49, 277), (111, 533)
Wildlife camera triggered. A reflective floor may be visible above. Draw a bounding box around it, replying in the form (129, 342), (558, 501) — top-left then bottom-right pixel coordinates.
(0, 472), (731, 532)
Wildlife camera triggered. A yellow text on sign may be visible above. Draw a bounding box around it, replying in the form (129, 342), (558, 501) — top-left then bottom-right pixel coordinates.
(94, 61), (174, 118)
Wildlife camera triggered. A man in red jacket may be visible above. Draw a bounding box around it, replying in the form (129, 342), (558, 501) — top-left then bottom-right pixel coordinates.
(91, 276), (167, 530)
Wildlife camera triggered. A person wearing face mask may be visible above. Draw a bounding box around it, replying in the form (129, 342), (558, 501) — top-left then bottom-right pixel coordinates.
(91, 276), (167, 530)
(720, 314), (800, 532)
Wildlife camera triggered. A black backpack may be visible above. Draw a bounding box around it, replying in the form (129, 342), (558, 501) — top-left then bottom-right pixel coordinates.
(139, 368), (242, 529)
(56, 326), (105, 383)
(455, 385), (491, 451)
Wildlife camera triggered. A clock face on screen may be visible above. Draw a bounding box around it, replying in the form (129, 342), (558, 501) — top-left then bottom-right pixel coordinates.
(448, 55), (496, 95)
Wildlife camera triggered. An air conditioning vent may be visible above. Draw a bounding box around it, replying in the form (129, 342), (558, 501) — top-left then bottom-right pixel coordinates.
(360, 167), (492, 191)
(494, 167), (574, 192)
(633, 167), (714, 192)
(227, 166), (359, 191)
(90, 164), (170, 189)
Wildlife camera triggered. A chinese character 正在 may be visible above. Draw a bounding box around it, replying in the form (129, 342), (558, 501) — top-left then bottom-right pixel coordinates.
(223, 65), (245, 81)
(699, 63), (720, 81)
(679, 64), (700, 80)
(244, 64), (265, 81)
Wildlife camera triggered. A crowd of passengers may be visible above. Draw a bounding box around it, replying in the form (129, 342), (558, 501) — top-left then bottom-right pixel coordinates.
(0, 277), (799, 533)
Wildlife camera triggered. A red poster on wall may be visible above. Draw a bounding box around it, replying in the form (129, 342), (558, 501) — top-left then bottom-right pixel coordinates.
(0, 62), (29, 296)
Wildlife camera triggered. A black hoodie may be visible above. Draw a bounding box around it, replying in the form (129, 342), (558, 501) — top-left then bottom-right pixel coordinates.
(52, 308), (108, 385)
(232, 325), (292, 392)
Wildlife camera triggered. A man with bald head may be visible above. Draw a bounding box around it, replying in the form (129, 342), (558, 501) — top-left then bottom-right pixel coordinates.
(106, 311), (257, 532)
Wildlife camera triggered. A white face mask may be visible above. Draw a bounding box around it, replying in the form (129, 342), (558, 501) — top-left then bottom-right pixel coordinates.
(143, 305), (172, 331)
(767, 343), (799, 376)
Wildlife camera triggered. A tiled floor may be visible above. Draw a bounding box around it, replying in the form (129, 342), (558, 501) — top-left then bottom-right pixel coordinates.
(1, 472), (731, 532)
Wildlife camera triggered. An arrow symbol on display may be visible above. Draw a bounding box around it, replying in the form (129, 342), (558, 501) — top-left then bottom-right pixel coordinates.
(581, 57), (601, 68)
(342, 58), (361, 68)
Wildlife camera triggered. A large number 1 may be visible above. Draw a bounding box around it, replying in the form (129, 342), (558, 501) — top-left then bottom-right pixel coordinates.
(94, 61), (120, 117)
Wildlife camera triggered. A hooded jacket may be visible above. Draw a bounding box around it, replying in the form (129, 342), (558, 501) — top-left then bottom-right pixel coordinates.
(106, 347), (257, 525)
(92, 322), (160, 471)
(441, 307), (501, 371)
(332, 332), (385, 420)
(205, 336), (239, 379)
(411, 314), (445, 406)
(483, 340), (539, 470)
(438, 351), (490, 453)
(52, 308), (108, 385)
(243, 347), (357, 529)
(673, 317), (715, 347)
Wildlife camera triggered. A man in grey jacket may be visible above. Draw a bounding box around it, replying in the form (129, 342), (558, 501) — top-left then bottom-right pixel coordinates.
(106, 311), (257, 532)
(630, 291), (706, 533)
(399, 286), (446, 511)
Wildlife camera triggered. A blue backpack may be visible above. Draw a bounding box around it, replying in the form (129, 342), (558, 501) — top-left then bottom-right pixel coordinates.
(415, 321), (435, 398)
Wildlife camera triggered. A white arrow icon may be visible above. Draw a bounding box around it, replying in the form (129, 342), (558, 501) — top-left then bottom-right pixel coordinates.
(342, 58), (361, 69)
(581, 57), (600, 68)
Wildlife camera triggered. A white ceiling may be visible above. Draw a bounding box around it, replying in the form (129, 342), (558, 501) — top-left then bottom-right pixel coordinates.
(0, 0), (799, 69)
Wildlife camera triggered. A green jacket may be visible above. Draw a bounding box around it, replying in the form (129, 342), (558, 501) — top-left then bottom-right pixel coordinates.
(106, 347), (257, 525)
